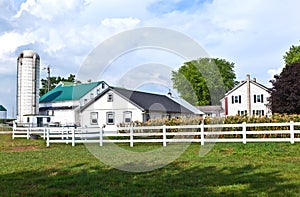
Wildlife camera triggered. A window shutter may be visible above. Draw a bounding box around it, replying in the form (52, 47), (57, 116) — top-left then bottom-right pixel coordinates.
(253, 110), (255, 115)
(232, 96), (234, 104)
(239, 95), (241, 103)
(254, 95), (256, 103)
(261, 94), (264, 103)
(262, 110), (264, 116)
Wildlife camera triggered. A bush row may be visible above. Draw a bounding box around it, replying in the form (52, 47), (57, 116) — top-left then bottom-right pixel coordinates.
(118, 114), (300, 138)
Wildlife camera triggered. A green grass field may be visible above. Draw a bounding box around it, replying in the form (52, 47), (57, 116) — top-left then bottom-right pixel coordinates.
(0, 134), (299, 196)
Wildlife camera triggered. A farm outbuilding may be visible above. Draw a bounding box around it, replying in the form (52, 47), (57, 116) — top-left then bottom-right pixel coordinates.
(0, 105), (7, 119)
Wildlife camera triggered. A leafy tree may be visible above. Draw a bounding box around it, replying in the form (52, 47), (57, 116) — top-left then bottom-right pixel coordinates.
(269, 62), (300, 114)
(283, 42), (300, 65)
(172, 58), (237, 105)
(40, 74), (76, 96)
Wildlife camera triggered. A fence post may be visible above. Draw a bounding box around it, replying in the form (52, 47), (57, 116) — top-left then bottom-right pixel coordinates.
(46, 129), (50, 147)
(290, 121), (294, 144)
(99, 127), (103, 146)
(200, 121), (204, 146)
(72, 129), (75, 146)
(242, 122), (247, 144)
(130, 126), (133, 147)
(163, 125), (167, 147)
(27, 128), (30, 139)
(12, 123), (16, 140)
(43, 127), (46, 140)
(61, 128), (64, 140)
(66, 129), (69, 144)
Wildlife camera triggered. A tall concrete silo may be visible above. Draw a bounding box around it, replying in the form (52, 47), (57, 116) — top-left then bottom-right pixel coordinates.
(17, 50), (40, 123)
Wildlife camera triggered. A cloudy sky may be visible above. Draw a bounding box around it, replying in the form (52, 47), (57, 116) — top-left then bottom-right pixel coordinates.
(1, 0), (300, 118)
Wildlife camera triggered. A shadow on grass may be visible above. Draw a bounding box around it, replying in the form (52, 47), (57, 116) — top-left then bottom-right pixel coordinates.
(0, 161), (298, 196)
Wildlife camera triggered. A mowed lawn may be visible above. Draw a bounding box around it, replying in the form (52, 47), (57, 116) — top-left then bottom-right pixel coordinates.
(0, 134), (299, 196)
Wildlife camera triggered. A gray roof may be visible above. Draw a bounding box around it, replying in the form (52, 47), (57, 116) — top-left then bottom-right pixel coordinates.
(196, 105), (223, 113)
(81, 86), (199, 114)
(112, 87), (195, 114)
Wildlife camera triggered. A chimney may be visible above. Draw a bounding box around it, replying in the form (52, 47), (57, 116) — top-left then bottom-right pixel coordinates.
(253, 78), (256, 82)
(246, 74), (251, 116)
(167, 89), (172, 98)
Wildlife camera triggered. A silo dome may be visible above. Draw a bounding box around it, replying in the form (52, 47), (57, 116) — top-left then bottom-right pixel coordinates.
(19, 50), (40, 59)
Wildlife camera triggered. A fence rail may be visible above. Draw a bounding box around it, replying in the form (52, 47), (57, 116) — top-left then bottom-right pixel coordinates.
(11, 121), (300, 147)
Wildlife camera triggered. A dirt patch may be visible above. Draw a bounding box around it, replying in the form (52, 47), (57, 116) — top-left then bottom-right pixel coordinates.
(220, 147), (235, 155)
(3, 145), (40, 152)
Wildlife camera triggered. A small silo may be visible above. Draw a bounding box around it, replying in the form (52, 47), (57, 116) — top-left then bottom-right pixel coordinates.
(16, 50), (40, 123)
(0, 105), (7, 119)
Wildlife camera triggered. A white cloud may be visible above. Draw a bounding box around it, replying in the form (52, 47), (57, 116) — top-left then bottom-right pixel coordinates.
(0, 31), (35, 58)
(14, 0), (35, 19)
(268, 66), (284, 79)
(101, 17), (140, 29)
(14, 0), (85, 20)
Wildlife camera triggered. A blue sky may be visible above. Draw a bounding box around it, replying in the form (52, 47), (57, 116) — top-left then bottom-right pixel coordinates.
(1, 0), (300, 118)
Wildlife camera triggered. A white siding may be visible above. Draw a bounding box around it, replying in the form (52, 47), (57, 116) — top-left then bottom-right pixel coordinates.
(50, 110), (76, 126)
(0, 111), (7, 119)
(81, 90), (144, 131)
(79, 82), (108, 107)
(40, 101), (80, 126)
(223, 81), (271, 116)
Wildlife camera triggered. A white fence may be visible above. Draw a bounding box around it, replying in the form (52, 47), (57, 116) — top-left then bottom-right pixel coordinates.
(12, 121), (300, 147)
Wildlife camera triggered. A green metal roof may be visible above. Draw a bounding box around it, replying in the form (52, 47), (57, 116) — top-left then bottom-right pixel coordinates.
(39, 81), (102, 103)
(0, 105), (7, 111)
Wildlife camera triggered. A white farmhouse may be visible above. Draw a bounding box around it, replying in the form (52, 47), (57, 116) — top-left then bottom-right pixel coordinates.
(221, 74), (271, 116)
(80, 86), (203, 131)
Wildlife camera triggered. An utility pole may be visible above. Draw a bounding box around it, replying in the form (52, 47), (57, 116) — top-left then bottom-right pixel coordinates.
(47, 66), (50, 92)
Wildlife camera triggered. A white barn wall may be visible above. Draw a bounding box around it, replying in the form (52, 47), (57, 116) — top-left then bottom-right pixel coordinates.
(40, 100), (80, 126)
(50, 110), (76, 126)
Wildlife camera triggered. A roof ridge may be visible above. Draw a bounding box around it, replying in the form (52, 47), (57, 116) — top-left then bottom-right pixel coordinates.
(112, 86), (167, 96)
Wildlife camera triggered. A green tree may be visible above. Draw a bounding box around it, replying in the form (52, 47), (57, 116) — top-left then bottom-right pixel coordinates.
(172, 58), (237, 106)
(283, 42), (300, 65)
(40, 74), (76, 96)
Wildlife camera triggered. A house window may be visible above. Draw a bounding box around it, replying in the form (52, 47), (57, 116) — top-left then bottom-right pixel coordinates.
(253, 110), (264, 116)
(96, 88), (100, 95)
(90, 112), (98, 125)
(254, 94), (264, 103)
(232, 95), (241, 104)
(107, 93), (113, 102)
(106, 112), (115, 125)
(84, 99), (88, 104)
(123, 111), (132, 123)
(238, 110), (247, 116)
(90, 93), (94, 99)
(102, 83), (105, 89)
